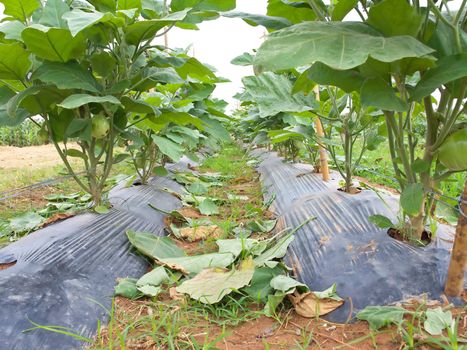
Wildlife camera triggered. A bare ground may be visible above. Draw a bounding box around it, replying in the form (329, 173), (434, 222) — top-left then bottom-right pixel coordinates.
(0, 143), (66, 170)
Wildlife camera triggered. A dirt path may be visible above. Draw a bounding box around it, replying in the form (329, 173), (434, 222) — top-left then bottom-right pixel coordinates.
(0, 144), (67, 170)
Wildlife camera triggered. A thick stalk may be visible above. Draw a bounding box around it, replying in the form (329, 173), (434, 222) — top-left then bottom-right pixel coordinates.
(344, 119), (352, 192)
(445, 180), (467, 296)
(384, 111), (405, 186)
(314, 86), (330, 181)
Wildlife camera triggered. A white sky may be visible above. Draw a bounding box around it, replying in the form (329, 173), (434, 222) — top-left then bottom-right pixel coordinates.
(155, 0), (269, 108)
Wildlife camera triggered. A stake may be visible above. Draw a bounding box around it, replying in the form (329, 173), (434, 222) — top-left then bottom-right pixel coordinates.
(163, 0), (169, 47)
(444, 179), (467, 296)
(314, 86), (330, 182)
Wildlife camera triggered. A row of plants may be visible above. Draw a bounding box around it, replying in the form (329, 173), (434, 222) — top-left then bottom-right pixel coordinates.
(0, 119), (47, 147)
(0, 0), (234, 209)
(227, 0), (466, 296)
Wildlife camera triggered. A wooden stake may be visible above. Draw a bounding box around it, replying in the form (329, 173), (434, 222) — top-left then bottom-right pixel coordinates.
(313, 86), (330, 182)
(445, 179), (467, 296)
(163, 0), (169, 47)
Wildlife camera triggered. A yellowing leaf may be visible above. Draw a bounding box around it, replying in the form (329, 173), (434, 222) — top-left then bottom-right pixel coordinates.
(178, 225), (222, 242)
(176, 258), (255, 304)
(288, 291), (344, 317)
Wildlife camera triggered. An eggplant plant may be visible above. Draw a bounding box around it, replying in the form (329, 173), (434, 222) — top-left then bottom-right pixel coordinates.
(0, 0), (233, 207)
(318, 90), (383, 193)
(238, 0), (466, 241)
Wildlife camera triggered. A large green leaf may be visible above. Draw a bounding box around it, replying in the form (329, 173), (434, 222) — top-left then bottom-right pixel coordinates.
(121, 96), (157, 115)
(114, 278), (141, 299)
(199, 116), (230, 141)
(411, 54), (467, 101)
(6, 85), (41, 117)
(400, 183), (424, 216)
(40, 0), (69, 28)
(126, 230), (186, 259)
(437, 128), (467, 171)
(223, 12), (291, 30)
(9, 212), (45, 233)
(152, 110), (203, 128)
(171, 0), (235, 12)
(267, 0), (316, 24)
(58, 94), (121, 109)
(124, 9), (189, 45)
(307, 62), (364, 93)
(160, 252), (237, 275)
(136, 266), (169, 287)
(231, 52), (254, 66)
(254, 22), (434, 71)
(243, 266), (284, 302)
(90, 51), (117, 78)
(152, 135), (184, 161)
(331, 0), (358, 21)
(22, 25), (86, 62)
(361, 78), (407, 112)
(0, 0), (40, 23)
(423, 307), (452, 336)
(270, 275), (306, 293)
(32, 61), (100, 92)
(117, 0), (141, 10)
(242, 72), (317, 117)
(0, 20), (26, 41)
(367, 0), (423, 37)
(357, 306), (406, 330)
(63, 9), (123, 36)
(176, 258), (255, 304)
(198, 198), (219, 215)
(175, 57), (219, 83)
(254, 233), (295, 267)
(0, 43), (31, 80)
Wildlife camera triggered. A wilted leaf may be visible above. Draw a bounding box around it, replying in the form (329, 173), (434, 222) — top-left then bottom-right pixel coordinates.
(115, 278), (141, 299)
(270, 275), (306, 293)
(176, 258), (255, 304)
(198, 198), (219, 215)
(289, 290), (344, 317)
(9, 212), (45, 233)
(243, 266), (284, 303)
(137, 285), (162, 297)
(357, 306), (406, 330)
(126, 230), (185, 260)
(216, 238), (267, 257)
(254, 233), (295, 266)
(423, 307), (452, 335)
(186, 182), (208, 195)
(177, 225), (222, 242)
(159, 252), (236, 275)
(246, 219), (277, 233)
(136, 266), (170, 287)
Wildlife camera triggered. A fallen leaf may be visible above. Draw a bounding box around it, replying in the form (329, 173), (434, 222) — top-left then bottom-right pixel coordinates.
(176, 258), (255, 304)
(288, 291), (344, 317)
(178, 225), (222, 241)
(41, 213), (74, 227)
(158, 252), (237, 275)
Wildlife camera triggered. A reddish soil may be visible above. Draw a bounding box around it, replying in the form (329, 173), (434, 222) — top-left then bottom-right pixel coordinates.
(96, 297), (467, 350)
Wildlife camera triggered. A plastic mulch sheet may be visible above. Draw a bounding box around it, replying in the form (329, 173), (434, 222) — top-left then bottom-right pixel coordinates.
(0, 172), (184, 349)
(252, 149), (459, 323)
